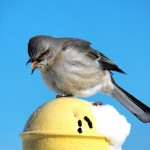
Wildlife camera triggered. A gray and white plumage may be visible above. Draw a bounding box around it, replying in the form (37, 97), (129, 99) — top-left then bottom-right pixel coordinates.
(26, 35), (150, 123)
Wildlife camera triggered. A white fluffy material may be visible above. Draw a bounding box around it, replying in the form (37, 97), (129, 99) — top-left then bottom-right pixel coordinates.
(92, 104), (131, 150)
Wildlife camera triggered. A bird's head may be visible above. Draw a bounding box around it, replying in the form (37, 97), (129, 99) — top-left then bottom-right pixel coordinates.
(26, 35), (59, 74)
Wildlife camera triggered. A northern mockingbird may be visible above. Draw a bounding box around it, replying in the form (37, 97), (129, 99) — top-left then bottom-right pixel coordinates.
(26, 35), (150, 123)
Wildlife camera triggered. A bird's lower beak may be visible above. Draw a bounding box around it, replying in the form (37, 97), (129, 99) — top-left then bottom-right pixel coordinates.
(31, 61), (39, 74)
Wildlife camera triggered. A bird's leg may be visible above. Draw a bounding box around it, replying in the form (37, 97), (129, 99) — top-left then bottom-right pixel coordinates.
(92, 102), (103, 106)
(56, 94), (74, 98)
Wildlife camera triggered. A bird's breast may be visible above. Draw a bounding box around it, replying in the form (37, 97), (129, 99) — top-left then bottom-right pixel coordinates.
(40, 61), (114, 97)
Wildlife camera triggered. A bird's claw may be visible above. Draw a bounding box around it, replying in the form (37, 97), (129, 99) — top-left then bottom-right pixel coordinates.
(92, 102), (103, 106)
(56, 94), (74, 98)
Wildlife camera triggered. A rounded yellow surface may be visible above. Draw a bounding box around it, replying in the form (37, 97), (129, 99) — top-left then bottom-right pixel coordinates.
(21, 97), (110, 150)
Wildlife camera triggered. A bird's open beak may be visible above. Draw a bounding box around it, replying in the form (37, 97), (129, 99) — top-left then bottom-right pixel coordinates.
(31, 61), (39, 74)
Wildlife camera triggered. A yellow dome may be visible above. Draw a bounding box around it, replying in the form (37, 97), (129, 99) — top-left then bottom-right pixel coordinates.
(21, 97), (110, 150)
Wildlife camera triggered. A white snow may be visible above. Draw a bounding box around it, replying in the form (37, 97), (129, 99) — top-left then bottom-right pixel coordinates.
(92, 104), (131, 150)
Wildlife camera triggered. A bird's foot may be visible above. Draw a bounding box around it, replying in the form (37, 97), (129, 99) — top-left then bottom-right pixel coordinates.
(92, 102), (103, 106)
(56, 94), (74, 98)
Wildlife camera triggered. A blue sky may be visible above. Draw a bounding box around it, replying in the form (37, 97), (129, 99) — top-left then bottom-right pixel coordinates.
(0, 0), (150, 149)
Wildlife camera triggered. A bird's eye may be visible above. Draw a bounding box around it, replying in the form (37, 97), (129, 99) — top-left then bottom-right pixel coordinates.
(38, 50), (49, 61)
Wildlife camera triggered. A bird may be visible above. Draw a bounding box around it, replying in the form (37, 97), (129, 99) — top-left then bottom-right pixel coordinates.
(26, 35), (150, 123)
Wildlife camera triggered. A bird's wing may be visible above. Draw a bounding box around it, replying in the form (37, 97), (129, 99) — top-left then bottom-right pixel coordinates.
(62, 38), (91, 51)
(62, 38), (125, 74)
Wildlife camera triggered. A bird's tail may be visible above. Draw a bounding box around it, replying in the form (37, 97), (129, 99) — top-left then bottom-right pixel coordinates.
(111, 82), (150, 123)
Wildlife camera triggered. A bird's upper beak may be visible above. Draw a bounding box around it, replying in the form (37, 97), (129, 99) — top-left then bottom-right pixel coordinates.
(31, 61), (39, 74)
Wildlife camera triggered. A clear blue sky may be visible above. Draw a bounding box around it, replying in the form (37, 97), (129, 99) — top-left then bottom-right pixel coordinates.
(0, 0), (150, 149)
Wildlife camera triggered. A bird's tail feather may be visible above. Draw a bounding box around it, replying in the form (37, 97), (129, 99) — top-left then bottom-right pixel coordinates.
(111, 83), (150, 123)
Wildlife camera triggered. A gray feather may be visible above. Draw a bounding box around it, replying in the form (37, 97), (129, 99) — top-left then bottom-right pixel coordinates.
(111, 83), (150, 123)
(61, 38), (125, 73)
